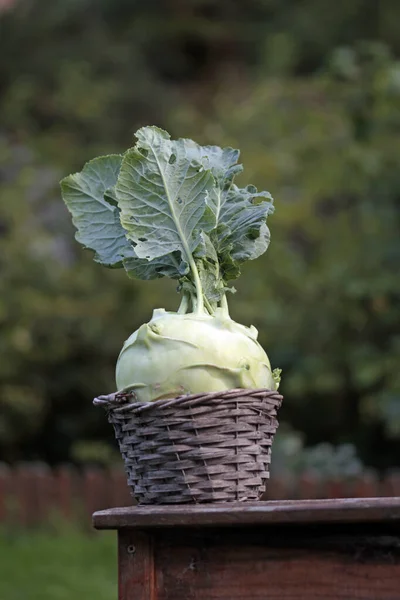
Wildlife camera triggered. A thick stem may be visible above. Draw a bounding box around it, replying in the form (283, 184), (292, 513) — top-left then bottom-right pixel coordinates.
(189, 257), (204, 314)
(204, 296), (214, 315)
(191, 293), (197, 313)
(177, 293), (190, 314)
(220, 293), (230, 318)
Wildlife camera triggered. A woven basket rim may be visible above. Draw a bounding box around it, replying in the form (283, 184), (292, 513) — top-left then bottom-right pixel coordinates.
(95, 388), (283, 504)
(93, 387), (283, 414)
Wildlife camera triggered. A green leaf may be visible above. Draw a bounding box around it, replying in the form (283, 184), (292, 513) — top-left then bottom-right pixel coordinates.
(60, 155), (134, 267)
(60, 128), (274, 310)
(179, 140), (243, 226)
(115, 126), (216, 273)
(273, 368), (282, 390)
(194, 233), (228, 307)
(216, 184), (274, 280)
(172, 140), (274, 283)
(123, 252), (188, 280)
(180, 139), (242, 188)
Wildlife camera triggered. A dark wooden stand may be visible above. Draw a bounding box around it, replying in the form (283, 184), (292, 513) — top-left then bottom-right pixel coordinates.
(94, 498), (400, 600)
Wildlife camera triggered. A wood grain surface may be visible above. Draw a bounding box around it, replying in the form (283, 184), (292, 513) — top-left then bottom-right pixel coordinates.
(118, 526), (400, 600)
(118, 531), (156, 600)
(96, 499), (400, 600)
(93, 497), (400, 530)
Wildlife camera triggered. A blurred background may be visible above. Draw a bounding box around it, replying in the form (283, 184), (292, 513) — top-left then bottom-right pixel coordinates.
(0, 0), (399, 597)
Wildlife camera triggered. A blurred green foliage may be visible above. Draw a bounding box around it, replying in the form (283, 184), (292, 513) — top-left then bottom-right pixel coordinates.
(0, 1), (399, 471)
(171, 42), (400, 468)
(0, 527), (116, 600)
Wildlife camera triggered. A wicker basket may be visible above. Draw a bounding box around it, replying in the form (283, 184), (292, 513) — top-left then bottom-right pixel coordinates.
(94, 388), (283, 504)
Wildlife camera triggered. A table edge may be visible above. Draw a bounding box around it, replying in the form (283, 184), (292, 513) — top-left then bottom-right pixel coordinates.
(93, 497), (400, 530)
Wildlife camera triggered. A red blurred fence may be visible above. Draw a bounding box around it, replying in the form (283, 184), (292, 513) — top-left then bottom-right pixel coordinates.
(0, 463), (399, 528)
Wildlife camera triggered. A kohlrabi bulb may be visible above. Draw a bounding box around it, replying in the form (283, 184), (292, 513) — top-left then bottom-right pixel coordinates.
(115, 308), (277, 402)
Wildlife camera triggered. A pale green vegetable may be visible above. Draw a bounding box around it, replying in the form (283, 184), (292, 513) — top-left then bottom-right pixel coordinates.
(60, 126), (281, 401)
(116, 308), (278, 402)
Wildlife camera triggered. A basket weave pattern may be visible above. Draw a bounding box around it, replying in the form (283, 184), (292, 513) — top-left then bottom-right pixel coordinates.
(94, 388), (283, 504)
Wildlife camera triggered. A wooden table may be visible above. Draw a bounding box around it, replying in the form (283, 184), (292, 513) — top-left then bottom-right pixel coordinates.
(93, 498), (400, 600)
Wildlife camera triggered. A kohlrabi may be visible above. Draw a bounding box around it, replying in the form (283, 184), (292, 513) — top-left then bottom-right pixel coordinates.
(61, 126), (281, 401)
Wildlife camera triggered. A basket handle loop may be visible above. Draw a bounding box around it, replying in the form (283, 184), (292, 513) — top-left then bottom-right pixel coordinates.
(93, 390), (137, 408)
